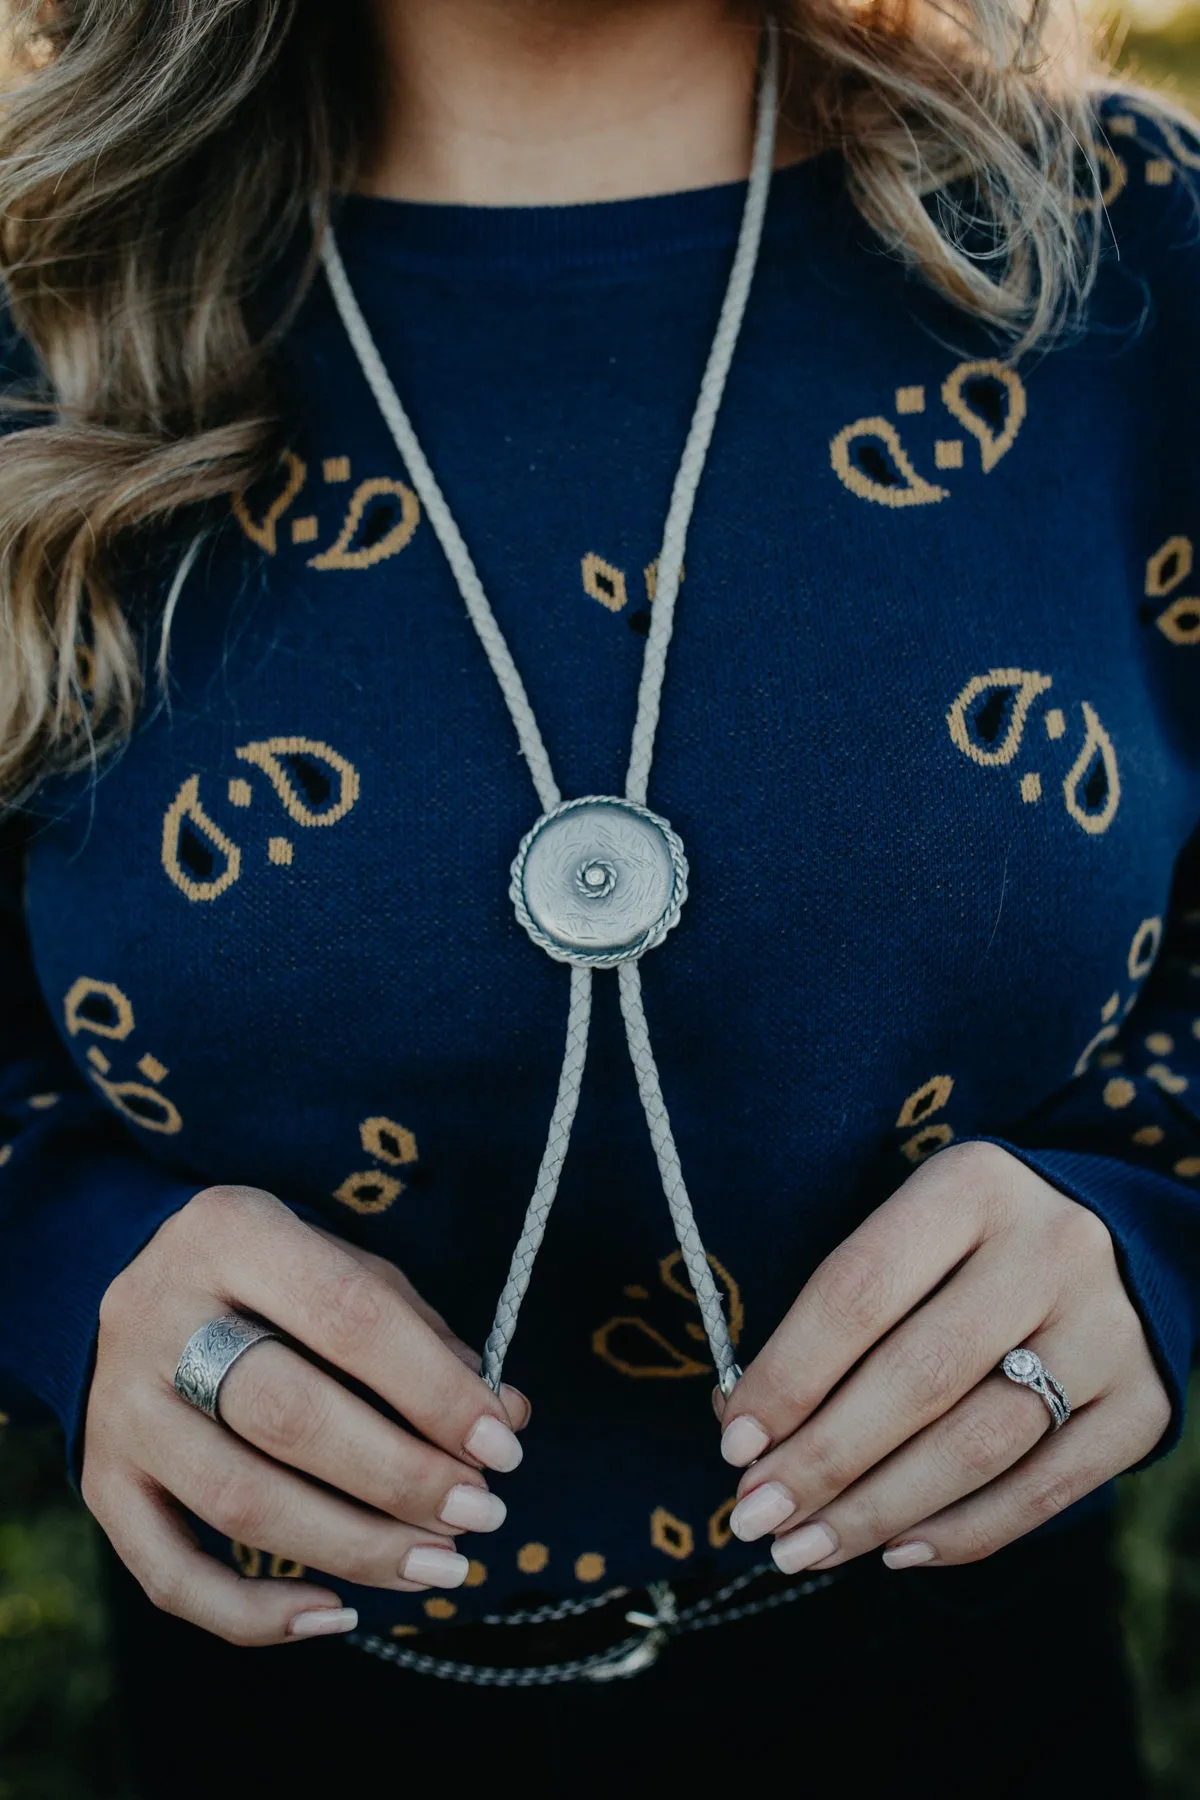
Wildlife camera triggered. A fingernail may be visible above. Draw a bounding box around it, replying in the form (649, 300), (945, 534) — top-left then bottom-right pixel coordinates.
(500, 1384), (532, 1429)
(729, 1481), (795, 1543)
(721, 1414), (770, 1467)
(883, 1541), (936, 1570)
(771, 1521), (839, 1574)
(439, 1484), (508, 1533)
(465, 1413), (524, 1472)
(288, 1607), (358, 1639)
(402, 1546), (471, 1589)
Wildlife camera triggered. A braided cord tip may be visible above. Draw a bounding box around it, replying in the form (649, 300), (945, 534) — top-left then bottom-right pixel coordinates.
(616, 962), (740, 1390)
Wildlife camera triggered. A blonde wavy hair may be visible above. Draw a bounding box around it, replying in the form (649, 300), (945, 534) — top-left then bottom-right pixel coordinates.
(0, 0), (1181, 803)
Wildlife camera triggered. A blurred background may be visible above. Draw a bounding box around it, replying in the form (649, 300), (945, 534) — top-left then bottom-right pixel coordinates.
(3, 4), (1200, 1797)
(1109, 0), (1200, 104)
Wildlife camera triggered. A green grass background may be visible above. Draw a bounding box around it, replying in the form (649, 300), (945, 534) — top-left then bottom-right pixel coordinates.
(1117, 10), (1200, 108)
(4, 16), (1200, 1797)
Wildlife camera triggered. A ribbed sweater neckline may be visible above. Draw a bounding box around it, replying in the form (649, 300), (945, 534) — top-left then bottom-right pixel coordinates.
(329, 150), (838, 277)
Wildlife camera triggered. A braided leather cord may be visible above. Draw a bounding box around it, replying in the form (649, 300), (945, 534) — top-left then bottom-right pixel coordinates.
(618, 962), (740, 1393)
(624, 22), (779, 809)
(319, 230), (561, 817)
(320, 22), (779, 1397)
(348, 1565), (838, 1687)
(481, 965), (592, 1389)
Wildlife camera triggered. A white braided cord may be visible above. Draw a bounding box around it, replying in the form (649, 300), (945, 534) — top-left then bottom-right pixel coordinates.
(319, 230), (561, 817)
(480, 964), (592, 1389)
(624, 21), (779, 808)
(346, 1565), (839, 1687)
(320, 22), (779, 1395)
(617, 962), (740, 1392)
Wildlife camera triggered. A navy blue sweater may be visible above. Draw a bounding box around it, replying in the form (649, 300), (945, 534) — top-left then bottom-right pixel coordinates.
(2, 100), (1199, 1641)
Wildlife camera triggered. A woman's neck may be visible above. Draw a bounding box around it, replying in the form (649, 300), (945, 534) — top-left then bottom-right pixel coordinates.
(359, 0), (798, 205)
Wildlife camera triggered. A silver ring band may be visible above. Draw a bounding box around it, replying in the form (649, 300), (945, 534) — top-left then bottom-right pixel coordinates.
(999, 1346), (1071, 1431)
(173, 1312), (280, 1421)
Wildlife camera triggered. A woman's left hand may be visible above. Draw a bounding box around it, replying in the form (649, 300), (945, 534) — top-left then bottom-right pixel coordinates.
(718, 1142), (1172, 1572)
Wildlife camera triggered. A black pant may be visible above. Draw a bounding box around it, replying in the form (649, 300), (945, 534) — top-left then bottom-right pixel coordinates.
(107, 1515), (1145, 1799)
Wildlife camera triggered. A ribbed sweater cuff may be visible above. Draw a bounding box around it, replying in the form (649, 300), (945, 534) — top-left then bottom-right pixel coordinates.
(0, 1145), (201, 1485)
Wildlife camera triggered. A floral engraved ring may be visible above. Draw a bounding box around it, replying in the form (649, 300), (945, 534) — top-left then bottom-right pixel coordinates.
(510, 796), (689, 967)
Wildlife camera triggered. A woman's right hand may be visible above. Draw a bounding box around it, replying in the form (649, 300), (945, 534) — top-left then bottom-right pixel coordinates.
(82, 1183), (530, 1647)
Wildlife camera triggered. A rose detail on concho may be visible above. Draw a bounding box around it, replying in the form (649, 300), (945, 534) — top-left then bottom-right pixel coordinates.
(511, 797), (688, 966)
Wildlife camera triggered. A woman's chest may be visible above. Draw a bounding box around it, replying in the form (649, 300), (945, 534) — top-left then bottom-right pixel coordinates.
(21, 317), (1197, 1215)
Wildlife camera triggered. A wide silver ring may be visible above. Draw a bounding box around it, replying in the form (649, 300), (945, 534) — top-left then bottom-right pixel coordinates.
(173, 1312), (280, 1421)
(999, 1346), (1071, 1431)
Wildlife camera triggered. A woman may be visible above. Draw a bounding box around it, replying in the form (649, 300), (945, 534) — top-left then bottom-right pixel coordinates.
(1, 0), (1197, 1790)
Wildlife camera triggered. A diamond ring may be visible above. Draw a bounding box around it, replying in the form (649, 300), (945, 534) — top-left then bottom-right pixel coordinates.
(999, 1346), (1071, 1431)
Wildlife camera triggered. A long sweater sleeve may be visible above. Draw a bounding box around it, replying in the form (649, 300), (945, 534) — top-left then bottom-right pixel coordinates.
(989, 828), (1200, 1463)
(0, 816), (200, 1469)
(978, 99), (1200, 1469)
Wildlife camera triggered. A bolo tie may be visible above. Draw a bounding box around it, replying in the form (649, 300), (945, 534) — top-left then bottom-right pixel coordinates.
(319, 20), (780, 1402)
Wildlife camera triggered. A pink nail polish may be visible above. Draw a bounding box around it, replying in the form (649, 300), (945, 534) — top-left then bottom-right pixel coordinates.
(288, 1607), (358, 1639)
(771, 1521), (838, 1574)
(499, 1384), (532, 1428)
(882, 1541), (936, 1570)
(465, 1413), (524, 1473)
(729, 1481), (795, 1543)
(402, 1545), (471, 1588)
(721, 1414), (771, 1467)
(439, 1484), (507, 1532)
